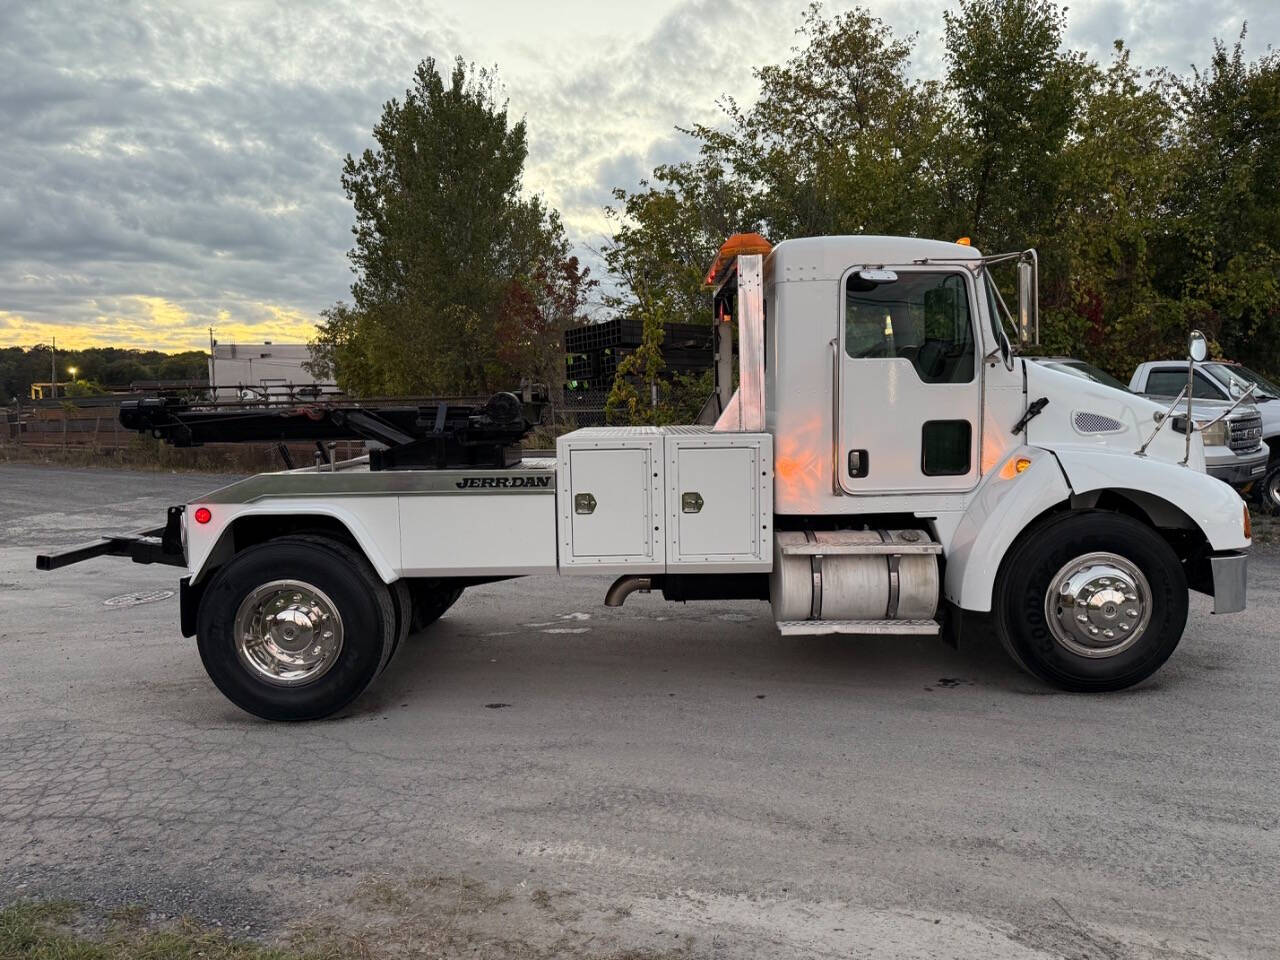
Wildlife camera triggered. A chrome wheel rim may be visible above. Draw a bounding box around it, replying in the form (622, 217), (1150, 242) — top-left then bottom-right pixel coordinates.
(1045, 552), (1151, 659)
(234, 580), (343, 686)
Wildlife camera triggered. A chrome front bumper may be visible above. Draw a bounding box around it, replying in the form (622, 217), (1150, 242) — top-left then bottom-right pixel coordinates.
(1210, 551), (1249, 614)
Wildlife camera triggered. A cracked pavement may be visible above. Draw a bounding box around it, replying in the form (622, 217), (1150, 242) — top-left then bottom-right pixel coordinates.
(1, 464), (1278, 958)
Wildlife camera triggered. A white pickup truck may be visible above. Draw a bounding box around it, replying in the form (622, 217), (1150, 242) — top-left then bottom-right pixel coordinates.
(38, 234), (1253, 720)
(1130, 361), (1275, 508)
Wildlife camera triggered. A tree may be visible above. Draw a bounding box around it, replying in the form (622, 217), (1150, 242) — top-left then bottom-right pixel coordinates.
(312, 58), (589, 396)
(689, 3), (947, 241)
(1157, 31), (1280, 372)
(941, 0), (1086, 250)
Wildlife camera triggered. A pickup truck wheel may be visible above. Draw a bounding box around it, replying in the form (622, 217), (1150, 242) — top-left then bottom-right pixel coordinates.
(1259, 462), (1280, 515)
(196, 537), (395, 720)
(408, 580), (465, 634)
(995, 512), (1188, 692)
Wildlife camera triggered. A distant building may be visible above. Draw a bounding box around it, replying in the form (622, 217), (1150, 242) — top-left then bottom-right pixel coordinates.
(208, 342), (339, 402)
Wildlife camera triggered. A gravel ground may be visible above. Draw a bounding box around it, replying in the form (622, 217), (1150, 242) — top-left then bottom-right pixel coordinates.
(1, 464), (1277, 959)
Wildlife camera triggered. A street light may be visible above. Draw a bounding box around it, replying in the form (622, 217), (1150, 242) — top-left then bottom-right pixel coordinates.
(68, 366), (78, 379)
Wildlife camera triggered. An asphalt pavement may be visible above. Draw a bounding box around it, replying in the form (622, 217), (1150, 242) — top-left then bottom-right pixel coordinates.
(1, 463), (1277, 959)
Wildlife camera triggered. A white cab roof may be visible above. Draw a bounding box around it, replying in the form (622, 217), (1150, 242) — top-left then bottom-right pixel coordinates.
(769, 236), (983, 282)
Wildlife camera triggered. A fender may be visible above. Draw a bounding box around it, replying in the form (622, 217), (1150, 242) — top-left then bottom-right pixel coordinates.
(946, 444), (1251, 614)
(1050, 445), (1250, 552)
(184, 496), (402, 585)
(944, 448), (1071, 613)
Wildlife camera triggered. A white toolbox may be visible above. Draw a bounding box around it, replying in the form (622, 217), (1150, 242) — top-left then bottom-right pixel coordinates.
(663, 427), (772, 572)
(556, 426), (772, 574)
(556, 427), (665, 573)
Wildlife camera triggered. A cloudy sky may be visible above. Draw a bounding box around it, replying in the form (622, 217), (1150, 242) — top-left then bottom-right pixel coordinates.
(1, 0), (1275, 351)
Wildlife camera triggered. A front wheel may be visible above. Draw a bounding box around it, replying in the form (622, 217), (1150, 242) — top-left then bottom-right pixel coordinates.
(995, 512), (1188, 692)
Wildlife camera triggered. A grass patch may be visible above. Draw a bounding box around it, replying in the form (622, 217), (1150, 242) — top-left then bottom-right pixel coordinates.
(1, 894), (692, 960)
(0, 901), (327, 960)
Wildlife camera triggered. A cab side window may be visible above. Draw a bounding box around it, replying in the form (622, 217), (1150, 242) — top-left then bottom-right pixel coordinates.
(845, 271), (975, 384)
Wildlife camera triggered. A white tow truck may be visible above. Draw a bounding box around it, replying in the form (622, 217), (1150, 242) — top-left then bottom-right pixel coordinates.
(38, 234), (1253, 720)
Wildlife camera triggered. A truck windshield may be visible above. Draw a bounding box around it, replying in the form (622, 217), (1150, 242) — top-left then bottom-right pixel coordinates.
(1038, 360), (1131, 392)
(845, 271), (974, 383)
(1204, 363), (1279, 401)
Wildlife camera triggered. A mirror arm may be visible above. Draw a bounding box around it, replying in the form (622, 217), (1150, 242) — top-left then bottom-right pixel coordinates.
(1195, 383), (1259, 432)
(1136, 385), (1189, 458)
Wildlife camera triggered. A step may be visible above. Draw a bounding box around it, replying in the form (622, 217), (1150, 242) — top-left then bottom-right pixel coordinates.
(775, 619), (941, 637)
(780, 542), (942, 556)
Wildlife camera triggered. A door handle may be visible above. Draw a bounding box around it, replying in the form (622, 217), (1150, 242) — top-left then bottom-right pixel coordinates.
(848, 449), (869, 478)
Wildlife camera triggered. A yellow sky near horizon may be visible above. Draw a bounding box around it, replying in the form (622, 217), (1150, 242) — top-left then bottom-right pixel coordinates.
(0, 300), (320, 352)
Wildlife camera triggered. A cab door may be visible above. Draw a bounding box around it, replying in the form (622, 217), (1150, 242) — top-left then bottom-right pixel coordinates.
(837, 266), (983, 495)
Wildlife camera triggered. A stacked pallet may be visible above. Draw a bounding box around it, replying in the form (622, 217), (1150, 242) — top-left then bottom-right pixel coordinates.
(564, 319), (713, 390)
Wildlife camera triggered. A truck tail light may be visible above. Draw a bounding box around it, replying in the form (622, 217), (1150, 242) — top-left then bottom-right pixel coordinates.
(193, 507), (212, 525)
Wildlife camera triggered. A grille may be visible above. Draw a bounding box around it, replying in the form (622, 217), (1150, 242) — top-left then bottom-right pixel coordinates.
(1230, 414), (1264, 453)
(1073, 411), (1124, 434)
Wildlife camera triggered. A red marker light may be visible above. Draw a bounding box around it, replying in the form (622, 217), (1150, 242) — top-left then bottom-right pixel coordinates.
(193, 507), (212, 525)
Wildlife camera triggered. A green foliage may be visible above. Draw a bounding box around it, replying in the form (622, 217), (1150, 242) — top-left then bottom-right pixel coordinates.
(312, 58), (592, 397)
(0, 346), (207, 401)
(603, 4), (1280, 390)
(1157, 32), (1280, 373)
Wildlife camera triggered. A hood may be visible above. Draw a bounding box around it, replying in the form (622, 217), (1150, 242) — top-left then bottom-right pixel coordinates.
(1023, 361), (1205, 471)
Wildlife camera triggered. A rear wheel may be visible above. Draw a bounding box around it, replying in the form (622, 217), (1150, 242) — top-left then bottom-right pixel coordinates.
(995, 512), (1188, 692)
(408, 579), (465, 634)
(196, 536), (395, 720)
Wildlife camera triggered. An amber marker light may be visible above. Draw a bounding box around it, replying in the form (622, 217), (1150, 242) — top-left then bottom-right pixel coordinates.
(998, 455), (1033, 480)
(1244, 504), (1251, 540)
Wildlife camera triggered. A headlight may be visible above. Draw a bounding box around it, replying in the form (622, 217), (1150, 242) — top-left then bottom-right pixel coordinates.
(1196, 420), (1229, 447)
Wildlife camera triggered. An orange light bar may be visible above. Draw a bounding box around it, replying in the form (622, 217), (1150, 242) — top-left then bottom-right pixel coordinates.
(705, 232), (772, 286)
(955, 236), (971, 246)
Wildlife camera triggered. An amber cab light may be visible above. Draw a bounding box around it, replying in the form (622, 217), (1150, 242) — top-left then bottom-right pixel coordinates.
(193, 507), (212, 525)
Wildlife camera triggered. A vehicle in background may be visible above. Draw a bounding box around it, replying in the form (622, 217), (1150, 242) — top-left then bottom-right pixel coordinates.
(1130, 361), (1279, 513)
(1113, 360), (1270, 495)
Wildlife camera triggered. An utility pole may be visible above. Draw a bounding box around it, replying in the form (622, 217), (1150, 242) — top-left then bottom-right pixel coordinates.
(209, 326), (216, 400)
(49, 336), (56, 400)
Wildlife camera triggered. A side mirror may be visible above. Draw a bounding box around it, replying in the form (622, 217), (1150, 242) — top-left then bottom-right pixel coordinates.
(1017, 260), (1036, 345)
(1188, 330), (1208, 363)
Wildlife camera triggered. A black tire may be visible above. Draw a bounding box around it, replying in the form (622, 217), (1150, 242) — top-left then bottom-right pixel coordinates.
(196, 536), (395, 721)
(408, 579), (465, 634)
(386, 579), (412, 668)
(995, 511), (1188, 692)
(1258, 461), (1280, 516)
